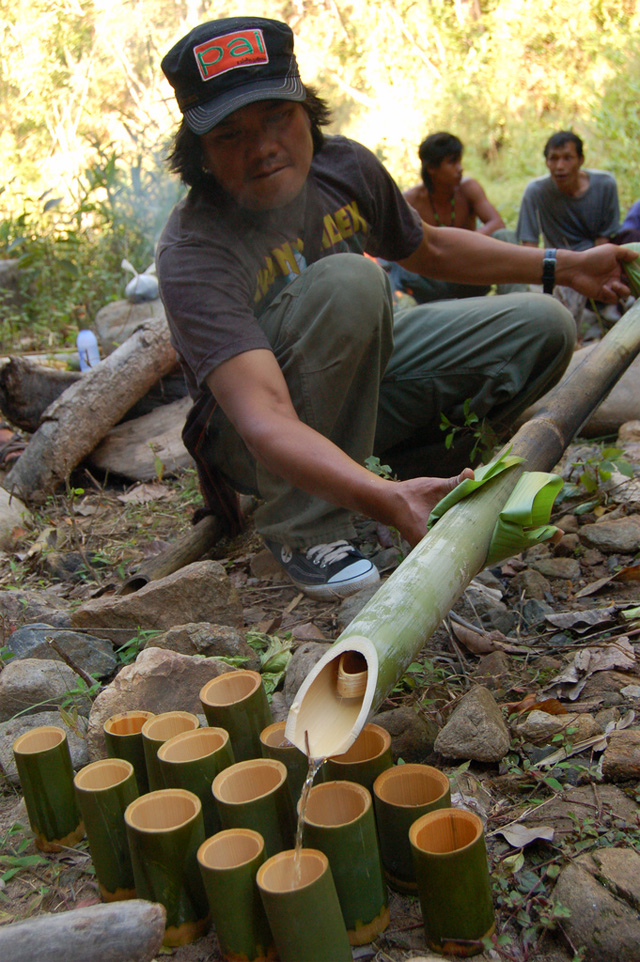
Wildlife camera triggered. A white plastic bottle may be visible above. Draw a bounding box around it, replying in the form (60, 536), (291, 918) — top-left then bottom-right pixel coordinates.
(76, 329), (101, 371)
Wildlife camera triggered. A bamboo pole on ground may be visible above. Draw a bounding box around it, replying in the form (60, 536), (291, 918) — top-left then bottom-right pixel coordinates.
(285, 299), (640, 759)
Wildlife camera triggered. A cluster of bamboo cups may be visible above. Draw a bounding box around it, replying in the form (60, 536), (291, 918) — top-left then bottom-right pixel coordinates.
(12, 675), (495, 958)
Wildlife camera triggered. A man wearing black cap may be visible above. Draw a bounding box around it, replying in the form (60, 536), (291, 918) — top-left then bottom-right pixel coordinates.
(157, 17), (635, 601)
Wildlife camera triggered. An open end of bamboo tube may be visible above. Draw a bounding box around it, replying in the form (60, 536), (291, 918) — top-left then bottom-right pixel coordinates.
(257, 849), (327, 893)
(158, 727), (228, 764)
(260, 721), (292, 750)
(13, 726), (65, 754)
(410, 808), (482, 854)
(374, 764), (450, 807)
(142, 711), (199, 744)
(285, 637), (378, 758)
(104, 710), (154, 736)
(200, 670), (261, 707)
(303, 780), (369, 827)
(198, 828), (264, 871)
(125, 788), (201, 832)
(74, 758), (133, 791)
(327, 723), (390, 765)
(212, 759), (286, 804)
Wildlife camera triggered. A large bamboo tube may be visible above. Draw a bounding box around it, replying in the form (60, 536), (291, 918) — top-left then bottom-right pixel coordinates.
(74, 759), (138, 901)
(104, 710), (155, 794)
(212, 758), (296, 858)
(286, 299), (640, 759)
(260, 721), (308, 806)
(141, 711), (200, 792)
(124, 789), (209, 947)
(13, 726), (84, 852)
(323, 723), (393, 792)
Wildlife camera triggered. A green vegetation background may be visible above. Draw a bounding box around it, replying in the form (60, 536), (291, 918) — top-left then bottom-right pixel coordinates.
(1, 0), (639, 353)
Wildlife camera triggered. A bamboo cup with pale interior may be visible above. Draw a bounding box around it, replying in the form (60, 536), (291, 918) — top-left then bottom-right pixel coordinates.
(301, 780), (389, 945)
(323, 722), (393, 792)
(409, 808), (495, 957)
(198, 829), (275, 962)
(124, 788), (209, 947)
(103, 710), (154, 794)
(373, 763), (451, 893)
(141, 711), (200, 792)
(256, 848), (352, 962)
(157, 726), (234, 837)
(259, 721), (308, 805)
(200, 670), (272, 762)
(74, 758), (138, 901)
(212, 758), (296, 858)
(13, 726), (84, 852)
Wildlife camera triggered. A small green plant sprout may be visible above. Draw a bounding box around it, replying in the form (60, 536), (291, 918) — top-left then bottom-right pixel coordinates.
(364, 455), (395, 481)
(439, 398), (498, 463)
(568, 446), (634, 496)
(246, 630), (292, 698)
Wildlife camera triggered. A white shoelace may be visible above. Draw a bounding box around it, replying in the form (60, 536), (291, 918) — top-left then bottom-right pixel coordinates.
(305, 540), (354, 565)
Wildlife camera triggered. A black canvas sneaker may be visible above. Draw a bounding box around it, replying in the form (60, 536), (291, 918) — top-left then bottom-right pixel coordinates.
(265, 539), (380, 600)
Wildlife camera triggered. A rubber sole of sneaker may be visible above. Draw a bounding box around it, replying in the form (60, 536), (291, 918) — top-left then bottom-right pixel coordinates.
(289, 564), (381, 601)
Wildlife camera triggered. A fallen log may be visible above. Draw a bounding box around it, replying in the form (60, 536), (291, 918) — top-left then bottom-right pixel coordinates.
(0, 898), (166, 962)
(2, 317), (177, 502)
(0, 357), (81, 432)
(286, 298), (640, 757)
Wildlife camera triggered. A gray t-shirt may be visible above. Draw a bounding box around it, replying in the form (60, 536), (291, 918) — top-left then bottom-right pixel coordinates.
(157, 135), (423, 399)
(516, 170), (619, 251)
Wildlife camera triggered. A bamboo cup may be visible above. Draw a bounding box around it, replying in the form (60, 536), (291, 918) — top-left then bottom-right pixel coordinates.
(323, 722), (393, 792)
(409, 808), (495, 957)
(212, 758), (296, 858)
(301, 780), (389, 945)
(74, 758), (138, 901)
(13, 726), (84, 852)
(373, 763), (451, 893)
(198, 829), (275, 962)
(124, 788), (209, 947)
(200, 670), (273, 762)
(256, 848), (352, 962)
(141, 711), (200, 792)
(260, 721), (308, 805)
(103, 710), (154, 794)
(157, 727), (235, 837)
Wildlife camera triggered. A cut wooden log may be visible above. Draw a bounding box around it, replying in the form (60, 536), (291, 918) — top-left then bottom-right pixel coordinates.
(0, 357), (81, 432)
(0, 898), (166, 962)
(2, 317), (177, 502)
(89, 396), (193, 482)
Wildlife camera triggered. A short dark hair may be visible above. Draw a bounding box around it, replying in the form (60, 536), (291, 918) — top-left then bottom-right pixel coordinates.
(544, 130), (584, 159)
(167, 86), (332, 190)
(418, 132), (463, 190)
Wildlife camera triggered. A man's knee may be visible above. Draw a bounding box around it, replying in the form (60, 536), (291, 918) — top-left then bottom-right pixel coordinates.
(528, 292), (577, 368)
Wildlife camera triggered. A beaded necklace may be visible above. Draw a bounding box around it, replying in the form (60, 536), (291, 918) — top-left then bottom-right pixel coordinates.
(430, 192), (456, 227)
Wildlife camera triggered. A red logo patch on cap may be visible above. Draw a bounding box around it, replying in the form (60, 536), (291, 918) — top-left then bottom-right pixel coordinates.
(194, 29), (269, 81)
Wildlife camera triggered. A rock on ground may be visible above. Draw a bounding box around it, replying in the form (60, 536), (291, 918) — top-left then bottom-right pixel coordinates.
(553, 849), (640, 961)
(0, 659), (92, 723)
(0, 711), (88, 785)
(86, 646), (234, 759)
(146, 622), (259, 671)
(70, 560), (243, 640)
(372, 705), (438, 762)
(434, 685), (511, 762)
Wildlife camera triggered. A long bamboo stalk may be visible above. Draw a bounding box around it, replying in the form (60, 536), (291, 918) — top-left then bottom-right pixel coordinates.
(286, 299), (640, 759)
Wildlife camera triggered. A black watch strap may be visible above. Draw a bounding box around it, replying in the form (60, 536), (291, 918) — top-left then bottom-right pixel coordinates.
(542, 248), (557, 294)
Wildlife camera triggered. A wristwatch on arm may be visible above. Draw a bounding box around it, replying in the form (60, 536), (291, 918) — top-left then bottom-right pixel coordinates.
(542, 248), (557, 295)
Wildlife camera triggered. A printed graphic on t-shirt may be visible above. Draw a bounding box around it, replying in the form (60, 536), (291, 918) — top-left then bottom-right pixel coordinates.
(254, 199), (370, 305)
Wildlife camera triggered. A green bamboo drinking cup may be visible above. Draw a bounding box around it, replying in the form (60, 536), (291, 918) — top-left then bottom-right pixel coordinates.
(157, 726), (235, 837)
(256, 848), (352, 962)
(260, 721), (308, 806)
(141, 711), (200, 791)
(124, 788), (210, 947)
(198, 828), (275, 962)
(13, 726), (84, 852)
(302, 779), (389, 945)
(74, 758), (138, 901)
(409, 807), (495, 957)
(103, 709), (154, 794)
(373, 763), (451, 892)
(212, 758), (296, 858)
(323, 722), (393, 792)
(200, 670), (273, 762)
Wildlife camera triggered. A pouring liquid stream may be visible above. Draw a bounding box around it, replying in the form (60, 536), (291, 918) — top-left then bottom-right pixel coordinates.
(291, 733), (325, 889)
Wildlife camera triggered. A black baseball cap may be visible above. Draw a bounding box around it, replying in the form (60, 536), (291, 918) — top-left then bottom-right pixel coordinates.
(161, 17), (306, 134)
